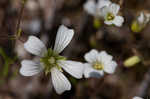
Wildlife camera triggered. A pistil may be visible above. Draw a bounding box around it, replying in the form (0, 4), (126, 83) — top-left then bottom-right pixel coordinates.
(106, 13), (115, 21)
(93, 62), (104, 70)
(40, 48), (65, 75)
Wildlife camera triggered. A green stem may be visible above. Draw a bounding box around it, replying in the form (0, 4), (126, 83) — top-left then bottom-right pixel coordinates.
(15, 0), (27, 39)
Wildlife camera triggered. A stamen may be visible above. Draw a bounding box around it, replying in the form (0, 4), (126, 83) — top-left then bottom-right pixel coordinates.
(40, 48), (65, 74)
(48, 57), (55, 64)
(93, 62), (103, 70)
(106, 13), (115, 21)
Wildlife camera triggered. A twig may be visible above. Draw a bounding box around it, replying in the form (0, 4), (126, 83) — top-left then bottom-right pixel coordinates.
(15, 0), (27, 39)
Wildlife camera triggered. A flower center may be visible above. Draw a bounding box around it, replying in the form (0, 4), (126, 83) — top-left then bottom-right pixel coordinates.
(93, 62), (104, 70)
(48, 57), (55, 64)
(40, 48), (66, 75)
(106, 13), (115, 21)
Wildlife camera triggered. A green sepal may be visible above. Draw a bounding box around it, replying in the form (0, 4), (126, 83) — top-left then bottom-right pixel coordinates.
(40, 48), (66, 75)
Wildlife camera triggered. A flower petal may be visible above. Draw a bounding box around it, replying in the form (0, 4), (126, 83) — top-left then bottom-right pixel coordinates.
(133, 96), (143, 99)
(84, 49), (99, 63)
(112, 16), (124, 27)
(20, 60), (43, 76)
(104, 20), (113, 25)
(99, 6), (110, 17)
(98, 51), (113, 62)
(97, 0), (111, 9)
(145, 13), (150, 23)
(138, 12), (145, 24)
(83, 0), (96, 16)
(24, 36), (47, 57)
(103, 61), (117, 74)
(58, 60), (84, 79)
(54, 25), (74, 54)
(51, 67), (71, 94)
(84, 63), (104, 78)
(109, 3), (120, 15)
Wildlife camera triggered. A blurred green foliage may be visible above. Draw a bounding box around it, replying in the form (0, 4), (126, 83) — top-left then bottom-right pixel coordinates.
(93, 18), (102, 29)
(0, 47), (18, 84)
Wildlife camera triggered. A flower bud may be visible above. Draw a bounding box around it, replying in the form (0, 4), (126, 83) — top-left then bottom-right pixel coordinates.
(93, 18), (101, 29)
(124, 56), (141, 67)
(131, 21), (143, 33)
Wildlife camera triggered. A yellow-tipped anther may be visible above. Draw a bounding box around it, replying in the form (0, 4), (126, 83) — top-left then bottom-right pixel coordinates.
(124, 56), (141, 67)
(93, 62), (103, 70)
(48, 57), (55, 64)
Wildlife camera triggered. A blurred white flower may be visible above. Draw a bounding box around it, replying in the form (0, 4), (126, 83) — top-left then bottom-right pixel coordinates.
(137, 12), (150, 26)
(100, 3), (124, 27)
(15, 40), (29, 59)
(84, 49), (117, 78)
(26, 0), (38, 11)
(21, 19), (42, 34)
(131, 11), (150, 32)
(133, 96), (143, 99)
(20, 25), (84, 94)
(83, 0), (111, 17)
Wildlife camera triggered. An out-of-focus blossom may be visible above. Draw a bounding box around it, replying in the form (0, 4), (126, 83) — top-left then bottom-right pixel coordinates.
(83, 49), (117, 78)
(21, 19), (42, 34)
(26, 0), (38, 11)
(83, 0), (111, 17)
(15, 40), (29, 59)
(133, 96), (143, 99)
(131, 12), (150, 32)
(20, 25), (84, 94)
(138, 12), (150, 26)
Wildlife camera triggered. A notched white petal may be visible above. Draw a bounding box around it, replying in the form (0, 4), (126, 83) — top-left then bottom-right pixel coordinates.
(84, 49), (99, 63)
(51, 67), (71, 94)
(99, 6), (110, 17)
(98, 51), (113, 62)
(20, 60), (43, 76)
(84, 63), (104, 78)
(112, 16), (124, 27)
(54, 25), (74, 54)
(109, 3), (120, 15)
(59, 60), (84, 79)
(103, 61), (117, 74)
(24, 36), (47, 57)
(97, 0), (111, 9)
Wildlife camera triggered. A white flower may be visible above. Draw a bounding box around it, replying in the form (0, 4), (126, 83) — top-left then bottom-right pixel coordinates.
(131, 11), (150, 32)
(137, 12), (150, 26)
(83, 49), (117, 78)
(83, 0), (111, 17)
(100, 3), (124, 27)
(84, 0), (124, 27)
(133, 96), (143, 99)
(20, 25), (84, 94)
